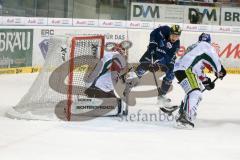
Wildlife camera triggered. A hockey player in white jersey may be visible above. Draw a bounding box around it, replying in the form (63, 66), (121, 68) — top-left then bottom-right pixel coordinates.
(84, 41), (131, 115)
(172, 33), (226, 129)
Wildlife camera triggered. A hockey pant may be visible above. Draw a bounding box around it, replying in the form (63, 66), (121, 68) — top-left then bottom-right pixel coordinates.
(85, 85), (115, 98)
(175, 69), (203, 121)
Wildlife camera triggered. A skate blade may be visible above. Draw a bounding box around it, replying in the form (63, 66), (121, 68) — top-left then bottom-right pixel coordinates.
(159, 107), (173, 116)
(174, 121), (194, 130)
(160, 105), (179, 115)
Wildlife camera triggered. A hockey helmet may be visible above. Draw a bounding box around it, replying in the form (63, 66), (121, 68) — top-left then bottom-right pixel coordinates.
(105, 40), (132, 55)
(198, 33), (211, 43)
(170, 24), (182, 35)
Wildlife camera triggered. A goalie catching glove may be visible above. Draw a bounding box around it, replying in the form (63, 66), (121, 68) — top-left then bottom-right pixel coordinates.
(202, 77), (215, 91)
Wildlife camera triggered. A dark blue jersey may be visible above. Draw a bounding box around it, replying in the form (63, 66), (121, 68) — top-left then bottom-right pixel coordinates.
(159, 40), (180, 63)
(138, 25), (180, 81)
(136, 25), (181, 95)
(150, 25), (171, 45)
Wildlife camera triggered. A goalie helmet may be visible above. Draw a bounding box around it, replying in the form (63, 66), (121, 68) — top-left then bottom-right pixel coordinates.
(198, 33), (211, 43)
(105, 40), (132, 55)
(170, 24), (182, 35)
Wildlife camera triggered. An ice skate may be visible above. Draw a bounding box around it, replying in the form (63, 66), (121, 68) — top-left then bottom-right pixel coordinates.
(160, 101), (183, 115)
(175, 111), (194, 129)
(157, 94), (171, 107)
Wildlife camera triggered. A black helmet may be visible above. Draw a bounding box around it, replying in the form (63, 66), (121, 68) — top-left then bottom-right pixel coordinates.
(198, 33), (211, 43)
(170, 24), (182, 35)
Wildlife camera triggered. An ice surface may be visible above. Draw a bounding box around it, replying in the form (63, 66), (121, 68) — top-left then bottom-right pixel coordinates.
(0, 73), (240, 160)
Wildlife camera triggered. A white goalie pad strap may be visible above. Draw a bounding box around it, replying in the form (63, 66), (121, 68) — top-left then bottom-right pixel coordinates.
(179, 78), (193, 94)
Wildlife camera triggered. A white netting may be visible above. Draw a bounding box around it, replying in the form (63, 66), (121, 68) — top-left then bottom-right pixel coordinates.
(6, 36), (104, 120)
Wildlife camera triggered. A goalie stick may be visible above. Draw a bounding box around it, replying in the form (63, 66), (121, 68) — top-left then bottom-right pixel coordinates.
(160, 77), (218, 116)
(121, 65), (136, 116)
(120, 41), (133, 116)
(122, 86), (129, 116)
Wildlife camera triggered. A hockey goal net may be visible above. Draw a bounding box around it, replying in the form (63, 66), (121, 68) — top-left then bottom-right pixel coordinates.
(6, 35), (105, 121)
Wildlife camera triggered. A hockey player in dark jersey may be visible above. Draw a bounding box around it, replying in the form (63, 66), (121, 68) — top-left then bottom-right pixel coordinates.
(127, 24), (182, 106)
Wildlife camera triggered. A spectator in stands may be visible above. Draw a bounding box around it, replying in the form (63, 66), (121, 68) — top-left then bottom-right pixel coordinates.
(0, 0), (3, 10)
(203, 0), (213, 2)
(194, 0), (218, 3)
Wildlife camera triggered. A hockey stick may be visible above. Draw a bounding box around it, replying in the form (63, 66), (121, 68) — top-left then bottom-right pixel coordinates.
(160, 77), (218, 116)
(122, 29), (131, 116)
(150, 51), (162, 96)
(122, 83), (129, 116)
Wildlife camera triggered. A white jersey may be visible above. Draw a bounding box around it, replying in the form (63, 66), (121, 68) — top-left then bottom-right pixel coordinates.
(94, 51), (126, 92)
(174, 41), (222, 77)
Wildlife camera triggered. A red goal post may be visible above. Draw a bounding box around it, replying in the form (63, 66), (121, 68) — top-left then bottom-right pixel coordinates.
(67, 35), (105, 121)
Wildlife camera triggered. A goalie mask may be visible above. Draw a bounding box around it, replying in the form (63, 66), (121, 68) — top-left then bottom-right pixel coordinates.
(105, 40), (132, 55)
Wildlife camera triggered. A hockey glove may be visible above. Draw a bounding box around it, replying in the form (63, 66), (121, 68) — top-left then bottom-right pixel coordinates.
(215, 65), (226, 80)
(167, 55), (176, 71)
(202, 77), (215, 90)
(148, 42), (158, 54)
(149, 63), (160, 72)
